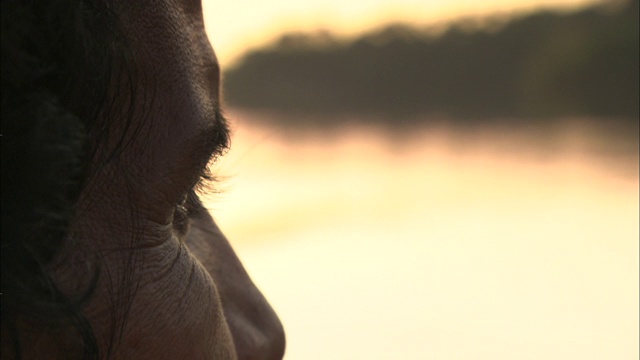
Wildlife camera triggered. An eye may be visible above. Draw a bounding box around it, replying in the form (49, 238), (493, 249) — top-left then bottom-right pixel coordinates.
(172, 195), (191, 237)
(172, 189), (206, 238)
(172, 191), (197, 233)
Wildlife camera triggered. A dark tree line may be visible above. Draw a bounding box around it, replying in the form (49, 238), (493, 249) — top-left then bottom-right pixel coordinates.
(223, 0), (639, 125)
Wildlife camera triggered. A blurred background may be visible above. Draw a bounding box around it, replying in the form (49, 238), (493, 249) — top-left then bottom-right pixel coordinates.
(201, 0), (638, 359)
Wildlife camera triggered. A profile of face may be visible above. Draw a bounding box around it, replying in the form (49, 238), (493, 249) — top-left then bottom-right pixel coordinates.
(13, 0), (285, 359)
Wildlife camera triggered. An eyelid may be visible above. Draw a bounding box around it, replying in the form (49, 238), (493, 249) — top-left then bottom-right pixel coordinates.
(209, 107), (231, 160)
(188, 107), (229, 196)
(176, 106), (228, 217)
(173, 188), (204, 236)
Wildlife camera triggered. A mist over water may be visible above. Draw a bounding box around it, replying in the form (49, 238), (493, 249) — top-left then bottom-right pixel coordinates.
(203, 109), (638, 360)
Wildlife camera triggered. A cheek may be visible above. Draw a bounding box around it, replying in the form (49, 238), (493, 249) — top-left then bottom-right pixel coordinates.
(114, 244), (237, 359)
(185, 212), (287, 358)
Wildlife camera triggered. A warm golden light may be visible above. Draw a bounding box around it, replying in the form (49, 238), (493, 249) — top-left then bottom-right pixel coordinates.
(202, 1), (638, 358)
(203, 0), (603, 67)
(203, 110), (639, 359)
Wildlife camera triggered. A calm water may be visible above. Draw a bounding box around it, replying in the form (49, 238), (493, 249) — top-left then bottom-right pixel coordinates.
(203, 109), (639, 360)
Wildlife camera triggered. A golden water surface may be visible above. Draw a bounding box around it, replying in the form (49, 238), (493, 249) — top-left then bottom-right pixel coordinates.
(204, 109), (639, 360)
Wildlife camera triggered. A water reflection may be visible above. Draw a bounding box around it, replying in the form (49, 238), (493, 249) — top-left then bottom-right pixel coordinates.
(203, 109), (638, 360)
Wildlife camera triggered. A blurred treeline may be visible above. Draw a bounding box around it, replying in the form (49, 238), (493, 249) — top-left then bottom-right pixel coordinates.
(223, 0), (639, 125)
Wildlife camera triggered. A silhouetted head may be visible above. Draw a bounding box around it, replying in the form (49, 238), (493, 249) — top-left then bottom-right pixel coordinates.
(1, 1), (285, 359)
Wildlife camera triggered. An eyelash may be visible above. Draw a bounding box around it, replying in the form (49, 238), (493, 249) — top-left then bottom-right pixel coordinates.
(190, 108), (230, 198)
(173, 162), (226, 239)
(193, 159), (221, 196)
(174, 108), (230, 234)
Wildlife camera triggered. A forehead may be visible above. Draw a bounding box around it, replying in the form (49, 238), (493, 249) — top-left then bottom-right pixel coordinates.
(116, 0), (215, 75)
(114, 0), (222, 134)
(99, 0), (226, 210)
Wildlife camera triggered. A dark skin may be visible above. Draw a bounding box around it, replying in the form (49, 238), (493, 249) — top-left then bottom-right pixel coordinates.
(17, 0), (285, 359)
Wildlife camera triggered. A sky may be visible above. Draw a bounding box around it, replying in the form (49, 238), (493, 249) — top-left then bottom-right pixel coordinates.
(197, 2), (637, 357)
(203, 0), (604, 67)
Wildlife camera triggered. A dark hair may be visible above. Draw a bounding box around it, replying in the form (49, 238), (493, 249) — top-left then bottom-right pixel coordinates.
(1, 1), (137, 358)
